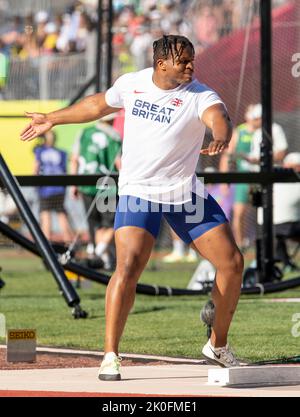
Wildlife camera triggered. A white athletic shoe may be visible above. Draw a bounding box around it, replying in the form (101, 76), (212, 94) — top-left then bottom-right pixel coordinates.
(202, 339), (240, 368)
(86, 243), (95, 255)
(98, 352), (122, 381)
(185, 251), (198, 263)
(162, 252), (186, 263)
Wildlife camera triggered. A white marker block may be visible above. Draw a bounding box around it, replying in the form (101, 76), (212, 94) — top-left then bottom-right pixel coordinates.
(0, 313), (5, 337)
(208, 366), (300, 387)
(6, 329), (36, 363)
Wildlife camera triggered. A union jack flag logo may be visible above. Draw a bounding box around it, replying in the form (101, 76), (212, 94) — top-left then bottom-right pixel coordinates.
(170, 98), (183, 107)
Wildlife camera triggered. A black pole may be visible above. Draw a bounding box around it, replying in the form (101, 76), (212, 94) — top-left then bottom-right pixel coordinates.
(0, 153), (80, 307)
(96, 0), (103, 92)
(260, 0), (274, 283)
(106, 0), (113, 89)
(0, 170), (297, 188)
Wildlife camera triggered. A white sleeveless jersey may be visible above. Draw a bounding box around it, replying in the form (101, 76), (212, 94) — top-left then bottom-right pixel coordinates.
(105, 67), (223, 204)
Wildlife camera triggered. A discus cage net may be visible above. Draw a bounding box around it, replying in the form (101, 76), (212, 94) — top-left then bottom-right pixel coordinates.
(0, 0), (299, 293)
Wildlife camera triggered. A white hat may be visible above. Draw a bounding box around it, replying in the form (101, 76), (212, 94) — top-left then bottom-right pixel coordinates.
(246, 103), (262, 120)
(284, 152), (300, 165)
(35, 10), (49, 23)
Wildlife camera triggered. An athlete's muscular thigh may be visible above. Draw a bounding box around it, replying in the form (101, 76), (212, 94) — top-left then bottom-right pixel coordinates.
(191, 223), (243, 270)
(115, 226), (155, 280)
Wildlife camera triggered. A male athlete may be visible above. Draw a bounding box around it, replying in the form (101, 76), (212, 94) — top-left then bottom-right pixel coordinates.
(21, 35), (244, 380)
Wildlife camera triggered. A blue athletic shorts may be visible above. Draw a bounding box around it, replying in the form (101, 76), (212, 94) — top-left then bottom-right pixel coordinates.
(114, 193), (228, 244)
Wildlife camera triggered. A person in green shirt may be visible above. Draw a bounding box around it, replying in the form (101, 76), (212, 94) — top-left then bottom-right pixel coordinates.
(0, 46), (9, 96)
(71, 114), (122, 269)
(220, 104), (256, 249)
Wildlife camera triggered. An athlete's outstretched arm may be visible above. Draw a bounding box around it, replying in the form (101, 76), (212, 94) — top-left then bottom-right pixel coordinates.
(200, 104), (233, 156)
(20, 92), (120, 141)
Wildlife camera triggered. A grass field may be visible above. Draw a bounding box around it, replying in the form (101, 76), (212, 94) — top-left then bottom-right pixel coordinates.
(0, 249), (300, 363)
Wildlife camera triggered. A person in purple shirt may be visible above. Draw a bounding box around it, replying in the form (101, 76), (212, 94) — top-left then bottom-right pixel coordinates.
(34, 130), (73, 241)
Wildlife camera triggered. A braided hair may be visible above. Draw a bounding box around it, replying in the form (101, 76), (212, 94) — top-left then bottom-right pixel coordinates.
(153, 35), (195, 68)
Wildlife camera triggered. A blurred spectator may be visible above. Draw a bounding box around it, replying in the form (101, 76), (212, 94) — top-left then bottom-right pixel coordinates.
(34, 131), (74, 241)
(76, 12), (94, 52)
(205, 166), (234, 221)
(42, 22), (59, 54)
(0, 0), (291, 101)
(193, 5), (219, 51)
(70, 114), (122, 269)
(1, 15), (23, 48)
(0, 39), (8, 98)
(0, 189), (16, 224)
(35, 10), (49, 48)
(273, 152), (300, 272)
(83, 12), (97, 69)
(18, 24), (40, 59)
(245, 103), (288, 170)
(0, 0), (289, 63)
(162, 229), (186, 263)
(220, 104), (257, 248)
(130, 22), (153, 70)
(159, 0), (182, 33)
(257, 152), (300, 272)
(117, 43), (136, 74)
(162, 228), (198, 263)
(56, 13), (74, 53)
